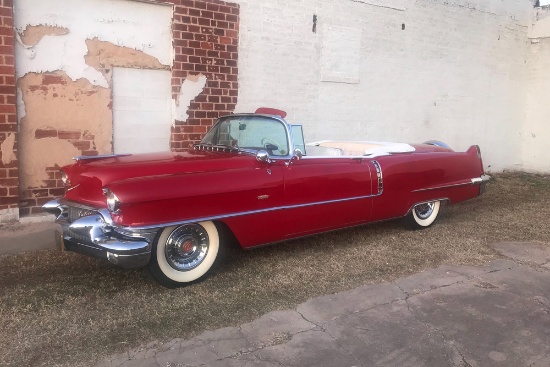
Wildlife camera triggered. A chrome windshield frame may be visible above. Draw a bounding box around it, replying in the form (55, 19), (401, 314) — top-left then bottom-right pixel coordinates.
(197, 113), (302, 161)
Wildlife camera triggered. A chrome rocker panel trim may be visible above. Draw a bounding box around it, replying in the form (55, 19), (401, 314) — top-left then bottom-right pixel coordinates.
(44, 199), (153, 268)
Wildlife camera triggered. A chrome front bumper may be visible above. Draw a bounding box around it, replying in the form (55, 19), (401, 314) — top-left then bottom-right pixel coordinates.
(43, 199), (156, 268)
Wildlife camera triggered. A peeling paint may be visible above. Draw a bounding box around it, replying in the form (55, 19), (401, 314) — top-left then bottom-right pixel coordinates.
(19, 25), (69, 46)
(85, 38), (168, 79)
(16, 33), (109, 87)
(14, 0), (173, 87)
(18, 71), (112, 188)
(1, 134), (17, 165)
(174, 74), (208, 123)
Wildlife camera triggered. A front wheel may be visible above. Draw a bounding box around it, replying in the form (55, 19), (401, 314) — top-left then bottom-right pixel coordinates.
(406, 201), (441, 230)
(148, 221), (220, 287)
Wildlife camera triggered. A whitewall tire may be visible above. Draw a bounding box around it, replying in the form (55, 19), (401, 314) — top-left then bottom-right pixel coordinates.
(148, 221), (220, 287)
(406, 201), (441, 230)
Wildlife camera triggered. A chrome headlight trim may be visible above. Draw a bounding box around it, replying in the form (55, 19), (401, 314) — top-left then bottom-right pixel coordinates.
(104, 188), (121, 214)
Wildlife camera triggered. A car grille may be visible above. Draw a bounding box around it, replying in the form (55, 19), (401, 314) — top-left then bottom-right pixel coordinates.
(67, 206), (97, 224)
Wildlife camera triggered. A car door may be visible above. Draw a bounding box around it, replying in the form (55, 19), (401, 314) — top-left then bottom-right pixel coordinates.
(282, 156), (374, 238)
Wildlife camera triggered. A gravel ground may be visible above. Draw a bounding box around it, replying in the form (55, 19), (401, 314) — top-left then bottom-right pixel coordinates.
(1, 172), (549, 367)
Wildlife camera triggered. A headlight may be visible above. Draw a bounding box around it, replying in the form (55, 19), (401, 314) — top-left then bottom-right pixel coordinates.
(104, 188), (121, 214)
(61, 171), (71, 186)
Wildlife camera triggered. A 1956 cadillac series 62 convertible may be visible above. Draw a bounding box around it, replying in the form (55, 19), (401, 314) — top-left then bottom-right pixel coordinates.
(43, 109), (490, 287)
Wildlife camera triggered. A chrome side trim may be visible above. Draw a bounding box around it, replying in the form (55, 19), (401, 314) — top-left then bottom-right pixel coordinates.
(132, 193), (381, 231)
(412, 174), (491, 193)
(471, 174), (491, 185)
(73, 154), (131, 162)
(372, 160), (383, 195)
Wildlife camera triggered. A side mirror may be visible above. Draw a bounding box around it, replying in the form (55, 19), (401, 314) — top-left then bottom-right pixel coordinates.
(256, 150), (270, 163)
(287, 149), (303, 166)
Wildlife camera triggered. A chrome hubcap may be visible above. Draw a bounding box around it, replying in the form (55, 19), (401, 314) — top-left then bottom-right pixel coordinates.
(165, 224), (209, 271)
(414, 202), (435, 220)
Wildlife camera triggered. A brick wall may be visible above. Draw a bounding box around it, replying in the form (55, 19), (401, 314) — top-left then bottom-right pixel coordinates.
(0, 0), (17, 220)
(169, 0), (239, 151)
(14, 0), (239, 218)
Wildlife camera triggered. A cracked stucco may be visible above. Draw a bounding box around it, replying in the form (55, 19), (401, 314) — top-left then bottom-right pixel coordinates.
(14, 0), (174, 192)
(18, 72), (111, 189)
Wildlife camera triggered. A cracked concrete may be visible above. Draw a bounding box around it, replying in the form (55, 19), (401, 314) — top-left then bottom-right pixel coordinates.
(96, 242), (550, 367)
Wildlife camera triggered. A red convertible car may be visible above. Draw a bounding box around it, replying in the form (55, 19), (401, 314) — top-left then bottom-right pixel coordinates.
(44, 109), (490, 287)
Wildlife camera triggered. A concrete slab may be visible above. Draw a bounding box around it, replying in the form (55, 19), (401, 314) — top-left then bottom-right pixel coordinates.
(87, 242), (550, 367)
(491, 241), (550, 266)
(0, 221), (59, 255)
(394, 266), (469, 294)
(296, 282), (406, 325)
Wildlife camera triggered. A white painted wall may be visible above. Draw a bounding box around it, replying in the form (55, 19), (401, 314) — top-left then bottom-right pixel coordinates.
(233, 0), (533, 172)
(524, 6), (550, 172)
(113, 68), (173, 154)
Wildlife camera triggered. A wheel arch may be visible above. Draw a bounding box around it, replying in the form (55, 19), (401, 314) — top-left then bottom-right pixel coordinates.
(213, 220), (244, 250)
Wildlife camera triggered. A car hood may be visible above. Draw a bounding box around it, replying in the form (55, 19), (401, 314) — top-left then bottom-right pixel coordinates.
(63, 150), (254, 206)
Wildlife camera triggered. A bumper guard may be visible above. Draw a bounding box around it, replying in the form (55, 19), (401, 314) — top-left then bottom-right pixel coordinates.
(44, 199), (155, 268)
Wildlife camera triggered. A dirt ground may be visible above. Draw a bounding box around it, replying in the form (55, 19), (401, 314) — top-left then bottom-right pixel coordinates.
(1, 172), (549, 367)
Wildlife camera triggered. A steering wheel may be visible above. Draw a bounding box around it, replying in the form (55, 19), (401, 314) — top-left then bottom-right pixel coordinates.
(261, 138), (286, 155)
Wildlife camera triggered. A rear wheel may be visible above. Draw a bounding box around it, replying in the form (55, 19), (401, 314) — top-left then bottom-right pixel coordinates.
(406, 201), (441, 229)
(148, 221), (220, 287)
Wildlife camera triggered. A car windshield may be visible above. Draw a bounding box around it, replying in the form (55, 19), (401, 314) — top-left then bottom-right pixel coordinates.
(201, 116), (290, 156)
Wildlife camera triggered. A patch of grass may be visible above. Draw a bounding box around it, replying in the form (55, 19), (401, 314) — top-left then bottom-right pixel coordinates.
(1, 172), (549, 366)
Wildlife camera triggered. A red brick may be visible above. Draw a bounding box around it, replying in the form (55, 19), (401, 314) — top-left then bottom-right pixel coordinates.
(213, 21), (227, 30)
(0, 55), (14, 71)
(181, 0), (195, 8)
(206, 3), (219, 12)
(58, 130), (81, 140)
(0, 103), (14, 113)
(0, 196), (17, 205)
(8, 186), (17, 196)
(189, 25), (201, 33)
(214, 12), (226, 21)
(80, 150), (99, 156)
(35, 129), (58, 139)
(219, 5), (231, 13)
(72, 141), (91, 151)
(198, 18), (211, 26)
